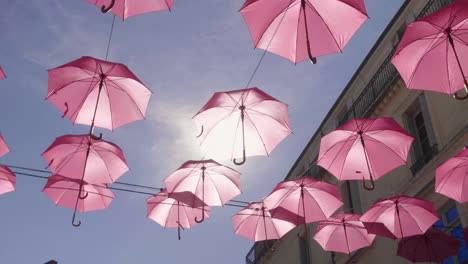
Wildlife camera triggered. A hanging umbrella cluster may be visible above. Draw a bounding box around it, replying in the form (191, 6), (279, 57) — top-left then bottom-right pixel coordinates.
(42, 56), (152, 227)
(0, 133), (15, 195)
(150, 159), (241, 239)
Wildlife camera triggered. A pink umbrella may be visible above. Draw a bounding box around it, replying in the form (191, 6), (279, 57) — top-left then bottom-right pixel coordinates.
(397, 229), (461, 263)
(0, 66), (5, 80)
(43, 175), (115, 227)
(147, 189), (210, 240)
(193, 87), (292, 165)
(240, 0), (368, 64)
(42, 134), (128, 184)
(232, 202), (300, 242)
(84, 0), (174, 20)
(0, 133), (10, 158)
(391, 0), (468, 100)
(317, 118), (414, 190)
(0, 165), (16, 195)
(362, 221), (397, 240)
(314, 213), (375, 254)
(47, 56), (152, 135)
(164, 160), (241, 223)
(264, 177), (343, 233)
(435, 146), (468, 203)
(360, 195), (439, 239)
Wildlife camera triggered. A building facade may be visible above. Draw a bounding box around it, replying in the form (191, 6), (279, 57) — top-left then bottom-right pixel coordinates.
(246, 0), (468, 263)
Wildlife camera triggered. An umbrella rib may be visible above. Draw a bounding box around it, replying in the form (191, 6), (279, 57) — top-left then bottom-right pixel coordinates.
(68, 74), (101, 122)
(255, 1), (300, 48)
(304, 1), (341, 52)
(407, 36), (446, 87)
(205, 169), (240, 197)
(247, 107), (291, 130)
(106, 78), (146, 119)
(46, 77), (98, 98)
(204, 170), (224, 205)
(243, 111), (270, 156)
(91, 147), (115, 182)
(363, 133), (408, 162)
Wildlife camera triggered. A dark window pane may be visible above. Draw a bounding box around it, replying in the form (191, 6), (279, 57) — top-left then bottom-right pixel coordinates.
(446, 207), (460, 224)
(442, 257), (455, 264)
(434, 219), (445, 230)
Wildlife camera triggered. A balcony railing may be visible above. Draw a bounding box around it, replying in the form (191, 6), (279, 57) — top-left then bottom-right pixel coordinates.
(339, 0), (456, 126)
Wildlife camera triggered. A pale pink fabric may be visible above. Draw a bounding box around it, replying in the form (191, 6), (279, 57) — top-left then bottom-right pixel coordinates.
(42, 134), (128, 184)
(435, 147), (468, 203)
(147, 189), (210, 229)
(392, 0), (468, 95)
(397, 229), (461, 263)
(164, 160), (241, 206)
(0, 165), (16, 195)
(43, 175), (114, 213)
(47, 56), (152, 131)
(314, 213), (375, 254)
(0, 66), (5, 80)
(193, 87), (292, 161)
(84, 0), (174, 20)
(232, 202), (299, 242)
(0, 133), (10, 158)
(240, 0), (368, 63)
(360, 195), (439, 239)
(318, 118), (414, 182)
(263, 177), (343, 224)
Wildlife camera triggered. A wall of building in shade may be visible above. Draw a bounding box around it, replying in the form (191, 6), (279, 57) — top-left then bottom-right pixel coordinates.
(245, 0), (468, 263)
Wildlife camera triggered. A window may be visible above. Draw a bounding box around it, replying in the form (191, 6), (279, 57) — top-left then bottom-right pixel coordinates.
(434, 204), (468, 264)
(403, 93), (438, 174)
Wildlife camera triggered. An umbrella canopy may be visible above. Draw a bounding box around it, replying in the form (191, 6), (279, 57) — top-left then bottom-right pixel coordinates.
(42, 134), (128, 184)
(263, 177), (343, 225)
(240, 0), (368, 64)
(43, 175), (115, 226)
(0, 133), (10, 158)
(232, 202), (300, 242)
(397, 229), (461, 263)
(314, 213), (376, 254)
(0, 165), (16, 195)
(435, 146), (468, 203)
(147, 189), (210, 240)
(164, 160), (241, 223)
(360, 195), (439, 239)
(317, 118), (414, 190)
(0, 66), (5, 80)
(193, 87), (292, 165)
(84, 0), (174, 20)
(47, 56), (152, 132)
(362, 221), (397, 240)
(391, 0), (468, 99)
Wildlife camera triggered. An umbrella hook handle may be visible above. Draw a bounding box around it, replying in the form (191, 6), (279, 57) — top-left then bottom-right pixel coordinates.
(196, 126), (204, 138)
(71, 209), (81, 227)
(194, 213), (205, 223)
(61, 102), (69, 118)
(452, 90), (468, 100)
(89, 133), (103, 140)
(101, 0), (115, 13)
(233, 150), (246, 165)
(176, 221), (184, 240)
(362, 177), (375, 191)
(79, 191), (89, 199)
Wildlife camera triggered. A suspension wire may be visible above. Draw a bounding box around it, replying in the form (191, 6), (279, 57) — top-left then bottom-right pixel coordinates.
(105, 15), (116, 61)
(10, 168), (251, 208)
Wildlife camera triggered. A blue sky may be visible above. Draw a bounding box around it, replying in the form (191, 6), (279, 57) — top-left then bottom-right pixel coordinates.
(0, 0), (403, 263)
